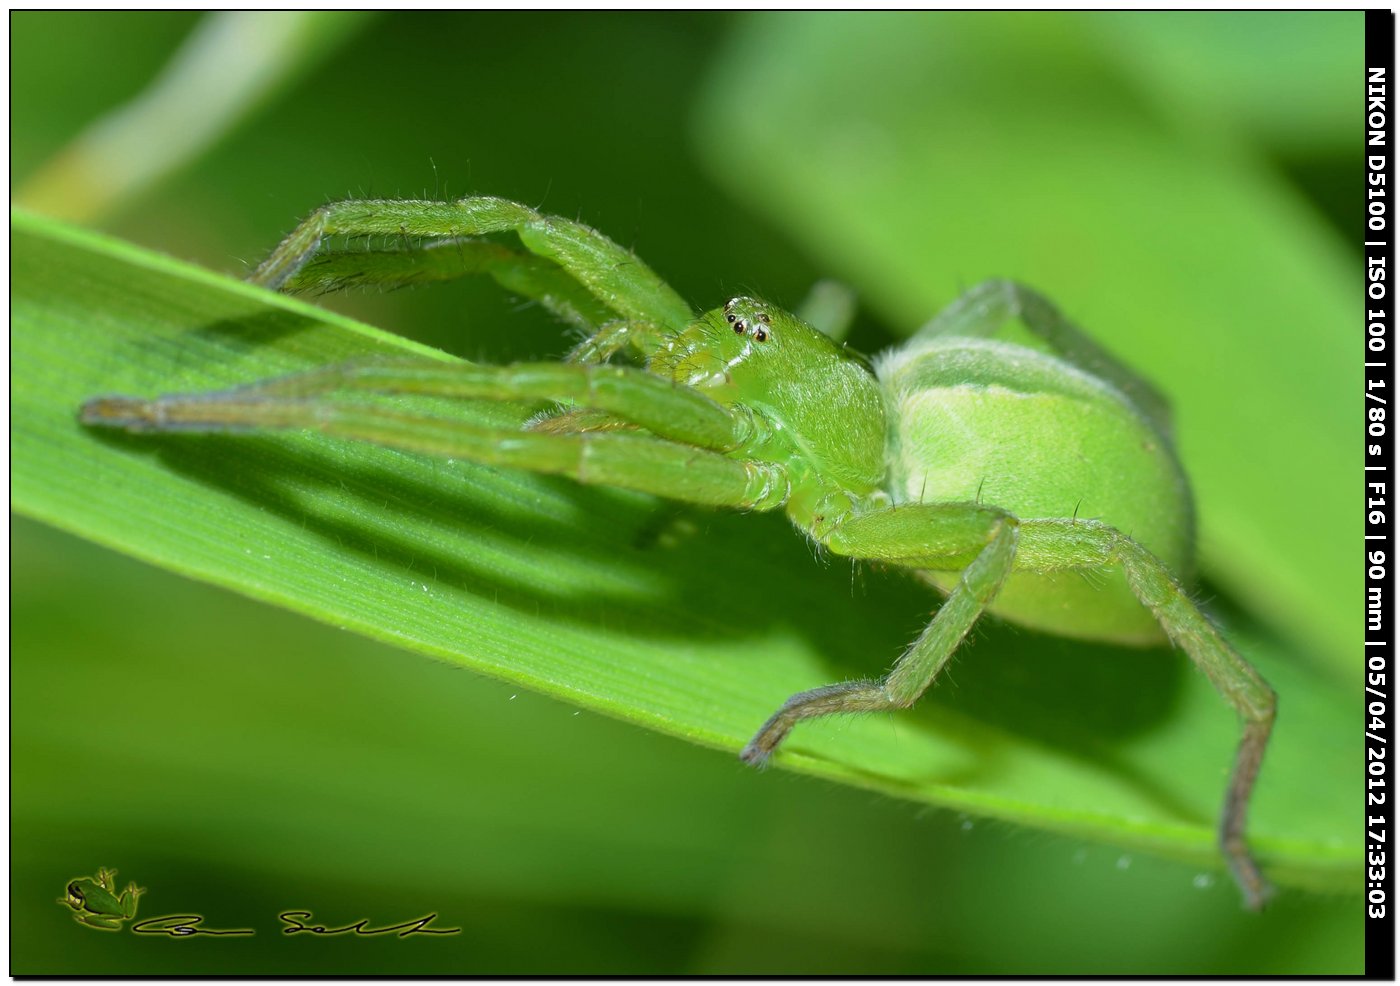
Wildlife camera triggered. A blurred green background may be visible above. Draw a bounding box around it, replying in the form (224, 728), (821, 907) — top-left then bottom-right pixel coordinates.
(12, 11), (1363, 974)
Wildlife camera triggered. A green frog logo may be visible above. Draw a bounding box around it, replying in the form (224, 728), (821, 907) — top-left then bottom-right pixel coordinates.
(57, 867), (145, 931)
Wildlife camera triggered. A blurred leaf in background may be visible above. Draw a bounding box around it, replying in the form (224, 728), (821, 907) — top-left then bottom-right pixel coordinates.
(11, 11), (1364, 974)
(16, 12), (372, 223)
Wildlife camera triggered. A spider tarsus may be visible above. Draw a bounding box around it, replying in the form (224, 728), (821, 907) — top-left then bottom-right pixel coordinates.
(78, 395), (160, 431)
(1223, 836), (1274, 911)
(1239, 875), (1274, 912)
(738, 737), (777, 769)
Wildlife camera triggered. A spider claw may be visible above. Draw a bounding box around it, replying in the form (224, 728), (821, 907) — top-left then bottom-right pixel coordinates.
(738, 738), (774, 769)
(79, 395), (161, 431)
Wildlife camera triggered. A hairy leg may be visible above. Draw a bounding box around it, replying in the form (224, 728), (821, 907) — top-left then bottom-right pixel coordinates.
(1016, 517), (1276, 908)
(85, 358), (758, 451)
(81, 373), (785, 509)
(795, 279), (858, 344)
(284, 238), (615, 332)
(742, 503), (1018, 763)
(249, 196), (693, 347)
(744, 501), (1274, 909)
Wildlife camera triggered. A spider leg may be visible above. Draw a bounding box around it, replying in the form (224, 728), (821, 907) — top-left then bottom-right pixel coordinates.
(288, 239), (669, 366)
(83, 359), (755, 452)
(284, 238), (615, 332)
(913, 280), (1173, 439)
(744, 503), (1273, 909)
(82, 394), (786, 510)
(742, 502), (1018, 762)
(1016, 517), (1276, 909)
(795, 279), (857, 343)
(566, 320), (671, 365)
(80, 367), (785, 509)
(249, 196), (693, 351)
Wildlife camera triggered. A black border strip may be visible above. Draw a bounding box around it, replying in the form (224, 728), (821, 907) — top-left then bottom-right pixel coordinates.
(1364, 8), (1395, 980)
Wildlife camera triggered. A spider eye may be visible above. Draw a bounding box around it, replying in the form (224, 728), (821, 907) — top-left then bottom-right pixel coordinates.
(754, 326), (768, 342)
(733, 319), (747, 335)
(725, 313), (736, 323)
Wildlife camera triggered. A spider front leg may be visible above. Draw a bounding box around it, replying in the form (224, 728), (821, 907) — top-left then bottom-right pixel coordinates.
(285, 239), (617, 333)
(742, 503), (1019, 763)
(249, 196), (693, 355)
(566, 319), (672, 365)
(85, 358), (754, 450)
(274, 227), (677, 359)
(81, 360), (788, 510)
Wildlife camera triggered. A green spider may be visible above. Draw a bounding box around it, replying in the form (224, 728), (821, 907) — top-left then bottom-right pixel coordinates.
(81, 195), (1276, 909)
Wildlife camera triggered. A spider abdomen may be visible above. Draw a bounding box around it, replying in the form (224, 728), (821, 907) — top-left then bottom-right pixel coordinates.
(878, 337), (1193, 644)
